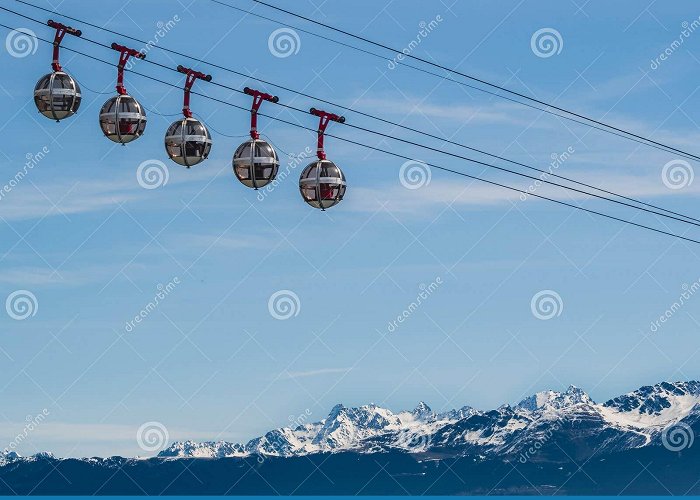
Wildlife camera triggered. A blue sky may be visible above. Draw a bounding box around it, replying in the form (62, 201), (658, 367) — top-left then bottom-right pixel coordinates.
(1, 0), (700, 457)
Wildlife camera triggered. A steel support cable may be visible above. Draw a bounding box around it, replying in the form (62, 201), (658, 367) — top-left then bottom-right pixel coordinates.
(2, 22), (699, 246)
(10, 0), (700, 165)
(247, 0), (700, 164)
(4, 3), (700, 225)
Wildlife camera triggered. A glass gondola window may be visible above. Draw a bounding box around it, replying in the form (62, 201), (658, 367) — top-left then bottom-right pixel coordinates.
(98, 44), (147, 144)
(299, 108), (347, 210)
(232, 88), (280, 190)
(33, 21), (82, 122)
(299, 159), (347, 210)
(164, 117), (212, 167)
(99, 95), (147, 144)
(164, 66), (212, 167)
(33, 71), (82, 121)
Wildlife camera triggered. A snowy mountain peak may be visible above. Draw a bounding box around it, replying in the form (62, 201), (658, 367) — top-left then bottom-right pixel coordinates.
(603, 380), (700, 415)
(516, 385), (593, 412)
(157, 380), (700, 461)
(412, 401), (433, 418)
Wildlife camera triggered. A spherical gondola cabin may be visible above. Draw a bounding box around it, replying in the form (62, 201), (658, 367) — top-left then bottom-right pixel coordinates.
(164, 117), (212, 168)
(233, 139), (279, 189)
(99, 94), (147, 144)
(33, 71), (81, 122)
(299, 159), (346, 210)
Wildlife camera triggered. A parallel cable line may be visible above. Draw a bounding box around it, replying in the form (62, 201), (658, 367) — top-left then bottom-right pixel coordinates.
(1, 22), (698, 247)
(246, 0), (700, 164)
(2, 5), (699, 225)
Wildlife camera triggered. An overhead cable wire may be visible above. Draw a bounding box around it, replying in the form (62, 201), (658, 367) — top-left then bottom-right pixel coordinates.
(10, 0), (700, 165)
(246, 0), (700, 164)
(5, 3), (698, 226)
(3, 8), (699, 229)
(1, 22), (699, 247)
(5, 0), (700, 226)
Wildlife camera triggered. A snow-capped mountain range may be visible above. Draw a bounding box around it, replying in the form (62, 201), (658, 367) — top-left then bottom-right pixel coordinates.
(158, 381), (700, 460)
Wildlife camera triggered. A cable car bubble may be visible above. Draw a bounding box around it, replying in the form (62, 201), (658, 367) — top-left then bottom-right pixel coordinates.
(164, 66), (212, 167)
(99, 44), (147, 144)
(33, 21), (82, 122)
(233, 87), (280, 189)
(299, 158), (346, 210)
(299, 108), (346, 210)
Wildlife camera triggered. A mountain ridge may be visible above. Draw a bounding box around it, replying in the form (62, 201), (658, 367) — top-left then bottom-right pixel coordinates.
(155, 379), (700, 461)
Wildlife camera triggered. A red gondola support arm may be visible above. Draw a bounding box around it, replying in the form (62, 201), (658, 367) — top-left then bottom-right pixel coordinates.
(177, 65), (212, 118)
(244, 87), (278, 139)
(111, 43), (145, 95)
(47, 20), (81, 72)
(310, 108), (345, 160)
